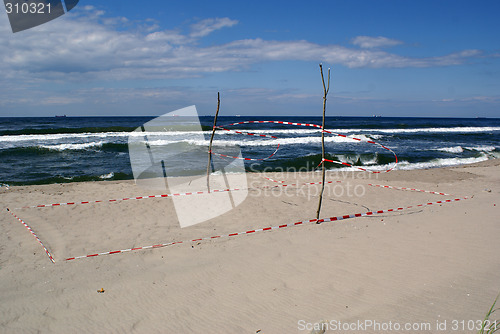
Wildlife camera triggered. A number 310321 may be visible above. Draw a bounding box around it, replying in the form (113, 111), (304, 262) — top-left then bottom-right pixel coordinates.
(5, 2), (52, 14)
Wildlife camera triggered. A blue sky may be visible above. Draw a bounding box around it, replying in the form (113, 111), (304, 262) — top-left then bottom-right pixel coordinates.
(1, 0), (499, 117)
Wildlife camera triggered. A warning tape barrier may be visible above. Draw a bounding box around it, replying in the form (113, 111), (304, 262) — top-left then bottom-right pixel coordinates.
(13, 180), (449, 212)
(64, 196), (468, 261)
(6, 208), (55, 263)
(212, 120), (398, 173)
(6, 180), (468, 263)
(262, 177), (449, 196)
(14, 188), (240, 210)
(368, 183), (450, 196)
(3, 120), (464, 263)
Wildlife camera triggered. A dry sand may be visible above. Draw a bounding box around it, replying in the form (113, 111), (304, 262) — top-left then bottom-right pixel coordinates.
(1, 160), (499, 333)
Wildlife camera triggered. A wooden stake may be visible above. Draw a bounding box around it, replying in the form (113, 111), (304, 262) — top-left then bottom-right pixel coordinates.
(206, 92), (220, 193)
(316, 64), (330, 221)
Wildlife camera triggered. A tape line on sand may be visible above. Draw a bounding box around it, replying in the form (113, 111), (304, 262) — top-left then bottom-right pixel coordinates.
(6, 208), (56, 263)
(13, 182), (448, 210)
(64, 196), (468, 262)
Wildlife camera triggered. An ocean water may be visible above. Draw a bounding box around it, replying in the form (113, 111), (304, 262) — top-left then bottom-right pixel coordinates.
(0, 116), (499, 186)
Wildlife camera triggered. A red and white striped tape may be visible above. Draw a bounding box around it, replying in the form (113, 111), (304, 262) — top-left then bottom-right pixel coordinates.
(14, 177), (349, 210)
(64, 196), (468, 261)
(6, 208), (55, 263)
(264, 177), (450, 196)
(13, 180), (449, 211)
(212, 120), (398, 173)
(14, 187), (241, 210)
(263, 176), (285, 183)
(368, 183), (450, 196)
(6, 180), (468, 263)
(262, 175), (343, 187)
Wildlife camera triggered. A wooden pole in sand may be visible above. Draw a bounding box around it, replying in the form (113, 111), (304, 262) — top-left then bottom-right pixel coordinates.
(206, 92), (221, 193)
(316, 64), (330, 221)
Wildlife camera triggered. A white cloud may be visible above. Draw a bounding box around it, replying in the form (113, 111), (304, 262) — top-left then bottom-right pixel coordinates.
(190, 17), (238, 38)
(351, 36), (403, 49)
(434, 95), (500, 103)
(0, 8), (487, 87)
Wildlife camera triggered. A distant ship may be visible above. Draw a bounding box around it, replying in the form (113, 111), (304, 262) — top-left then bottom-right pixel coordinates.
(55, 115), (67, 118)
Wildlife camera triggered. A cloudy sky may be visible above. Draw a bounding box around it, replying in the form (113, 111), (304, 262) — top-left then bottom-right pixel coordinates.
(1, 0), (499, 117)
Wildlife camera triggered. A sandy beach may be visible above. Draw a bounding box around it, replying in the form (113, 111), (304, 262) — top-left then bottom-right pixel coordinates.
(1, 160), (499, 333)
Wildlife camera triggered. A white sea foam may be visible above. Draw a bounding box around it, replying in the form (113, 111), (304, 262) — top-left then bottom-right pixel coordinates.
(99, 172), (114, 179)
(39, 142), (104, 151)
(0, 132), (132, 143)
(326, 154), (490, 172)
(396, 156), (489, 170)
(143, 134), (376, 147)
(433, 146), (464, 153)
(360, 154), (379, 165)
(1, 125), (498, 144)
(465, 145), (496, 152)
(432, 145), (497, 154)
(489, 151), (500, 159)
(353, 127), (500, 134)
(327, 153), (380, 166)
(247, 126), (500, 134)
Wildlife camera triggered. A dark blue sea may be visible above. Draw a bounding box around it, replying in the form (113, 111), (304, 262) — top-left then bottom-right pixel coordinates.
(0, 116), (499, 186)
